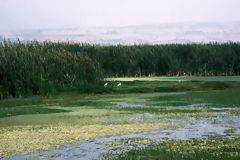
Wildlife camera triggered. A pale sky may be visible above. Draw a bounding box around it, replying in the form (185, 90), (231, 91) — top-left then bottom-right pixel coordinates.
(0, 0), (240, 30)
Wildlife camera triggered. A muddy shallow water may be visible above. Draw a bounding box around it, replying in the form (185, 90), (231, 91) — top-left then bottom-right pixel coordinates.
(10, 110), (240, 160)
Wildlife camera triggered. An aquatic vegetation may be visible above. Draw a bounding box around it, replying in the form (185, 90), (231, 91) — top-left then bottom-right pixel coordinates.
(224, 129), (240, 136)
(0, 78), (240, 158)
(105, 138), (154, 150)
(113, 138), (240, 160)
(0, 122), (173, 157)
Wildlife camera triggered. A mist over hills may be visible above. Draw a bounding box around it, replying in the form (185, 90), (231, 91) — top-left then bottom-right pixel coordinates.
(0, 22), (240, 44)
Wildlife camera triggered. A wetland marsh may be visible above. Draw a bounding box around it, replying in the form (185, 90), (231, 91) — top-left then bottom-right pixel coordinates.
(0, 78), (240, 159)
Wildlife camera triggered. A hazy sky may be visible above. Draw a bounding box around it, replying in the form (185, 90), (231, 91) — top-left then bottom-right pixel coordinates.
(0, 0), (240, 30)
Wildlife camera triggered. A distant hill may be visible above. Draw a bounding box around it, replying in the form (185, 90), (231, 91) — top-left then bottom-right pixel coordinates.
(0, 22), (240, 44)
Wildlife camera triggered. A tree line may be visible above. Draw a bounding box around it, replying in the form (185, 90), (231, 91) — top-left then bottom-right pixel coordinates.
(60, 42), (240, 76)
(0, 40), (240, 98)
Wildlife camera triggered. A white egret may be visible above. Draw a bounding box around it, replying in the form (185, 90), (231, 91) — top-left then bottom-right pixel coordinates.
(117, 83), (122, 87)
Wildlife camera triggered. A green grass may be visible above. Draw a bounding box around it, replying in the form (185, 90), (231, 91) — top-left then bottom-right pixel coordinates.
(0, 96), (43, 108)
(200, 81), (232, 90)
(1, 81), (240, 120)
(111, 138), (240, 160)
(149, 90), (240, 106)
(109, 80), (240, 94)
(62, 100), (111, 108)
(0, 80), (239, 108)
(117, 107), (201, 114)
(0, 106), (69, 118)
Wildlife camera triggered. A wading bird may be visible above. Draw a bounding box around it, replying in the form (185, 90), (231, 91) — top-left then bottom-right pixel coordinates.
(104, 83), (108, 87)
(117, 83), (122, 87)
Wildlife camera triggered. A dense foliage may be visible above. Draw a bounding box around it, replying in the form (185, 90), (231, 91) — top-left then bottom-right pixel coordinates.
(1, 40), (240, 98)
(82, 43), (240, 77)
(0, 41), (102, 98)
